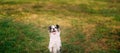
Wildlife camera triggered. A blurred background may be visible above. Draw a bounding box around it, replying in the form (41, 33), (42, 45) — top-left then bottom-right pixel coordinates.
(0, 0), (120, 53)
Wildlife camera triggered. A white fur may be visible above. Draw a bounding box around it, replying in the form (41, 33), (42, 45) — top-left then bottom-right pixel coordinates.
(48, 30), (61, 53)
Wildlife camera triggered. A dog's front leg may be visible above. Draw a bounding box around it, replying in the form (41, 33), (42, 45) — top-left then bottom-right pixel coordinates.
(48, 46), (53, 53)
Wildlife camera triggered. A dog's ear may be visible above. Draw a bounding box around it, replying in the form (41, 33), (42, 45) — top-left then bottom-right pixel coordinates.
(56, 24), (60, 29)
(48, 26), (51, 32)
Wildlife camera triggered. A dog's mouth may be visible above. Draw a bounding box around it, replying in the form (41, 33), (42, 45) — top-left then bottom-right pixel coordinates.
(51, 30), (57, 35)
(52, 30), (56, 32)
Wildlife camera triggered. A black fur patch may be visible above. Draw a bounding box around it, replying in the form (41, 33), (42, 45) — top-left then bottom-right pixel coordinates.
(56, 24), (60, 29)
(49, 26), (51, 32)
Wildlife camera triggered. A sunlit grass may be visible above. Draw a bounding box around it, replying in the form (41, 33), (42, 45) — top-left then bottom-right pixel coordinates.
(0, 0), (120, 53)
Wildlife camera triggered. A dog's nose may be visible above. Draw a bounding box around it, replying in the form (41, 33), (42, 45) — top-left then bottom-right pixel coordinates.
(53, 28), (55, 31)
(53, 28), (56, 32)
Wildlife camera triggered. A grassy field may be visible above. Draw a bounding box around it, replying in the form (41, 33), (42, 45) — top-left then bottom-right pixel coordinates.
(0, 0), (120, 53)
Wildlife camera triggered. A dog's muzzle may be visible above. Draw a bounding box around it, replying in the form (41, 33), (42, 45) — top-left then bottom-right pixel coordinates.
(52, 31), (57, 35)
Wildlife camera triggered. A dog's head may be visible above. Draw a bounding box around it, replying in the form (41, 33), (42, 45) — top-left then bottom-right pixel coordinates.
(49, 24), (60, 33)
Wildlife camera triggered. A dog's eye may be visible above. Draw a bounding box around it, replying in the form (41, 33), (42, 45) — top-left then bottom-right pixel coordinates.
(55, 27), (58, 29)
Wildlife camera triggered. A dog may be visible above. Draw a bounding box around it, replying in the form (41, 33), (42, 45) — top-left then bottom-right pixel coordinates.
(48, 24), (62, 53)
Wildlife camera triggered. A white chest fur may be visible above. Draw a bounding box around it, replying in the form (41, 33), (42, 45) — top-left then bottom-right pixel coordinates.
(48, 32), (61, 53)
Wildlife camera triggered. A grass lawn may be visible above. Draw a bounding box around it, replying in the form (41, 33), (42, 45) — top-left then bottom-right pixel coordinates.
(0, 0), (120, 53)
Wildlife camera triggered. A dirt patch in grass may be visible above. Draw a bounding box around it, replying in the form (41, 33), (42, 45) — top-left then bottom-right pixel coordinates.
(82, 24), (96, 41)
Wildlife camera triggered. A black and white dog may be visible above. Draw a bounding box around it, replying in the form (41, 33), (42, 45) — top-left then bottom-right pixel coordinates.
(48, 24), (62, 53)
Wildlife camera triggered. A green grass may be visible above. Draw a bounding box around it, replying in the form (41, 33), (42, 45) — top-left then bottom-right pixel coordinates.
(0, 0), (120, 53)
(0, 17), (46, 53)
